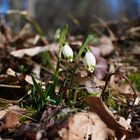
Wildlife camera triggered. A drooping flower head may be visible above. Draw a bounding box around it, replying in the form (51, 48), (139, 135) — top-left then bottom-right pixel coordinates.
(83, 51), (96, 73)
(62, 43), (73, 62)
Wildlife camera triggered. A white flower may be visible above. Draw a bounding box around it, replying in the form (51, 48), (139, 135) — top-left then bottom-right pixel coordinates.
(83, 51), (96, 73)
(62, 44), (73, 62)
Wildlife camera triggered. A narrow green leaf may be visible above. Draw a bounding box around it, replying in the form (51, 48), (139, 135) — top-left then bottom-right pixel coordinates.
(56, 74), (68, 105)
(31, 75), (45, 103)
(77, 34), (92, 60)
(31, 75), (42, 94)
(59, 24), (68, 48)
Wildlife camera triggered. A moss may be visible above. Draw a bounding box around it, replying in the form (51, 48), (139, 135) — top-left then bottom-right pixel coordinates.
(128, 72), (140, 91)
(105, 96), (119, 110)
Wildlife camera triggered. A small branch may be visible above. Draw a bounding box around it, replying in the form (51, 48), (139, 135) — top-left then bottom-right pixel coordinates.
(102, 72), (137, 105)
(101, 72), (138, 126)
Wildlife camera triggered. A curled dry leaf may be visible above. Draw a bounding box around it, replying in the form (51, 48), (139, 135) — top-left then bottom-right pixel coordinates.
(86, 96), (140, 139)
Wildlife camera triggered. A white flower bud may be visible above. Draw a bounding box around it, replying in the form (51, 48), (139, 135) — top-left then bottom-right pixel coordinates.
(62, 44), (73, 62)
(84, 51), (96, 73)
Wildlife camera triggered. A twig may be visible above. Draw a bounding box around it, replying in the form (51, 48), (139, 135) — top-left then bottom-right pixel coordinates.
(126, 96), (140, 125)
(102, 72), (137, 105)
(101, 72), (138, 126)
(0, 84), (21, 88)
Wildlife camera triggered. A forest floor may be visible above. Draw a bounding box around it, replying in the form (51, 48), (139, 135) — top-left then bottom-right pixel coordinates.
(0, 12), (140, 140)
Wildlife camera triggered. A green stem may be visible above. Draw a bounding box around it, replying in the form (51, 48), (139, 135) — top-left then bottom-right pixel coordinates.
(77, 34), (91, 60)
(55, 50), (61, 78)
(54, 24), (68, 85)
(68, 34), (92, 104)
(68, 62), (78, 104)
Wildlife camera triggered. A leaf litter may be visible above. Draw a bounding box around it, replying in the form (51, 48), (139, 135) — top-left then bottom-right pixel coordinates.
(0, 12), (140, 140)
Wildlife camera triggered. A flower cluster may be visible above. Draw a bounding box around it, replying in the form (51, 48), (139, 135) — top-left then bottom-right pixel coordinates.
(61, 43), (96, 73)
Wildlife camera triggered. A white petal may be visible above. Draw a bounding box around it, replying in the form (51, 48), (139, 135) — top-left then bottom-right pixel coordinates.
(62, 44), (73, 62)
(84, 52), (96, 73)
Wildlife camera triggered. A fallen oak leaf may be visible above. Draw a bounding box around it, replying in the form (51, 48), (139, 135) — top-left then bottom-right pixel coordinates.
(59, 111), (115, 140)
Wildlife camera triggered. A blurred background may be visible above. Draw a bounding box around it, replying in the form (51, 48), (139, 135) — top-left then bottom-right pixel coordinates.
(0, 0), (140, 37)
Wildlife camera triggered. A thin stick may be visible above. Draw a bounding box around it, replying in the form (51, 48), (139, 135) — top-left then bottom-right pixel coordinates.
(102, 72), (138, 126)
(102, 72), (137, 105)
(0, 84), (21, 88)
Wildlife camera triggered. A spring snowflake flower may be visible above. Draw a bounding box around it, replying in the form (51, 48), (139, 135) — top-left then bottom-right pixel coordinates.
(62, 43), (73, 62)
(84, 51), (96, 73)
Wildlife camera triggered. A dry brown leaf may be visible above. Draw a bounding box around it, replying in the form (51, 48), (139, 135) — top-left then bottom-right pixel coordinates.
(10, 43), (59, 58)
(59, 112), (114, 140)
(10, 47), (45, 58)
(1, 111), (19, 130)
(6, 68), (45, 85)
(109, 75), (132, 94)
(86, 96), (139, 139)
(0, 105), (25, 130)
(84, 77), (105, 94)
